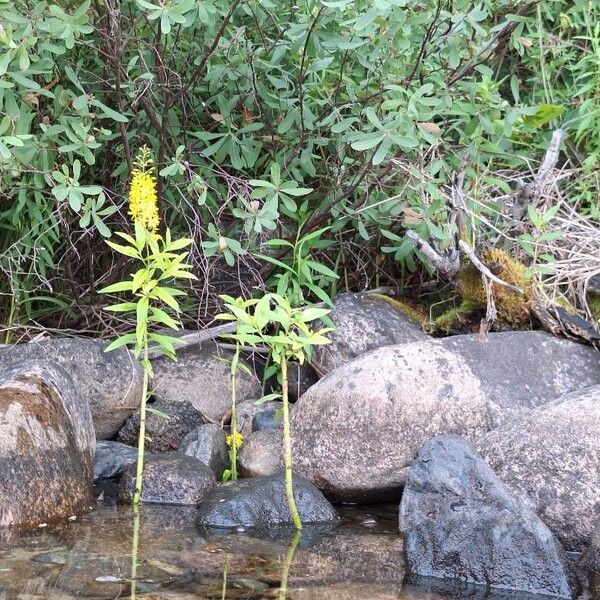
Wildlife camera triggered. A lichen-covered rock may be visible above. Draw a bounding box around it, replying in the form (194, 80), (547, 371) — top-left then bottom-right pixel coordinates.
(400, 436), (579, 599)
(151, 342), (261, 422)
(0, 338), (143, 439)
(93, 440), (139, 481)
(477, 385), (600, 551)
(311, 292), (427, 374)
(239, 429), (283, 478)
(117, 398), (204, 452)
(0, 360), (95, 528)
(180, 424), (228, 478)
(291, 331), (600, 502)
(118, 454), (215, 505)
(196, 473), (338, 530)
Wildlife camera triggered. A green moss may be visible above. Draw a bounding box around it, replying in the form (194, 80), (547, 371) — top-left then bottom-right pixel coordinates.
(367, 293), (426, 325)
(587, 293), (600, 322)
(427, 300), (478, 334)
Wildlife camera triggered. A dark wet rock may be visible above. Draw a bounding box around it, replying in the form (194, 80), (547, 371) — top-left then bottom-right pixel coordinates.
(235, 399), (283, 436)
(288, 361), (319, 402)
(581, 521), (600, 597)
(439, 331), (600, 428)
(291, 331), (600, 502)
(478, 385), (600, 551)
(117, 398), (205, 452)
(151, 342), (261, 423)
(252, 407), (281, 431)
(179, 424), (228, 479)
(118, 454), (215, 505)
(238, 429), (283, 478)
(311, 292), (427, 374)
(93, 440), (139, 481)
(291, 340), (490, 502)
(196, 473), (338, 529)
(400, 436), (579, 599)
(0, 338), (143, 439)
(0, 360), (95, 527)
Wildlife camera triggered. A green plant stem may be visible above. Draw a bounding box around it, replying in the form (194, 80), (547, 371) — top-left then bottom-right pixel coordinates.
(132, 339), (150, 507)
(278, 530), (302, 600)
(281, 358), (302, 530)
(129, 504), (141, 600)
(230, 342), (240, 480)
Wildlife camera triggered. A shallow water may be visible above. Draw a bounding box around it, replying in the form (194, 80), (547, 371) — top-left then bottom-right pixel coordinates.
(0, 492), (583, 600)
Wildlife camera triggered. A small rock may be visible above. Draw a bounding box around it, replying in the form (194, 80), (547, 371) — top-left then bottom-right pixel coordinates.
(0, 360), (95, 527)
(477, 384), (600, 551)
(118, 454), (215, 505)
(196, 473), (338, 529)
(0, 338), (143, 439)
(152, 342), (261, 423)
(312, 292), (427, 374)
(235, 399), (283, 437)
(93, 441), (138, 481)
(399, 436), (579, 599)
(180, 424), (228, 479)
(252, 408), (281, 432)
(117, 398), (204, 452)
(238, 429), (283, 478)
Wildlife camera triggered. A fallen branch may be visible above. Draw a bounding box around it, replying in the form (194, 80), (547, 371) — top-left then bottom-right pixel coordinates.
(406, 230), (460, 278)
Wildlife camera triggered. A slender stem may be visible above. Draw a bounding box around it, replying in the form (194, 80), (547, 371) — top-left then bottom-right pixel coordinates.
(278, 530), (302, 600)
(132, 338), (150, 506)
(281, 358), (302, 530)
(3, 293), (16, 344)
(220, 555), (229, 600)
(230, 342), (239, 480)
(129, 504), (141, 600)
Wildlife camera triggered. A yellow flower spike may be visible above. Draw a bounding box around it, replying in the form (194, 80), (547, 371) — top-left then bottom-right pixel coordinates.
(226, 431), (244, 449)
(128, 146), (160, 232)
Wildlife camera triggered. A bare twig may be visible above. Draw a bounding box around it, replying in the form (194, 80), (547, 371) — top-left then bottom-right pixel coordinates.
(406, 230), (460, 278)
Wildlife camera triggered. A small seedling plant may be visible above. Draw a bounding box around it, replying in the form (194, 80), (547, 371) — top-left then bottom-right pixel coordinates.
(217, 293), (332, 529)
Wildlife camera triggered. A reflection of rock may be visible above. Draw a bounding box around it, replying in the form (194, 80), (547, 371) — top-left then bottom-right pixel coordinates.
(0, 338), (143, 439)
(0, 360), (95, 528)
(287, 582), (403, 600)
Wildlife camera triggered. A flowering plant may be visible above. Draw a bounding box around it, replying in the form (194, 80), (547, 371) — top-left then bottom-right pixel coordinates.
(100, 146), (196, 506)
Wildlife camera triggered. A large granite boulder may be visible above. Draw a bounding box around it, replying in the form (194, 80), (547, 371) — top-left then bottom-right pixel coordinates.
(117, 397), (205, 452)
(0, 338), (143, 439)
(400, 436), (579, 599)
(478, 385), (600, 551)
(180, 424), (229, 479)
(0, 360), (95, 527)
(196, 473), (338, 530)
(291, 331), (600, 502)
(582, 521), (600, 598)
(151, 342), (261, 423)
(118, 454), (215, 505)
(311, 292), (427, 374)
(239, 429), (283, 478)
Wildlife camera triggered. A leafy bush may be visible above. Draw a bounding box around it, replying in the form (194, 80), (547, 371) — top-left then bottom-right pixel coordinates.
(0, 0), (598, 332)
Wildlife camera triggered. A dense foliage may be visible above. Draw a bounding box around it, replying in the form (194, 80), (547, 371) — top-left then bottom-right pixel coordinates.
(1, 0), (598, 334)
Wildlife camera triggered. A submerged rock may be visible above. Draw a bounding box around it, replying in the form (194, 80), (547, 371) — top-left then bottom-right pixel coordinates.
(291, 331), (600, 502)
(151, 342), (261, 423)
(196, 473), (338, 530)
(399, 436), (579, 599)
(93, 440), (139, 481)
(180, 424), (228, 478)
(0, 360), (95, 527)
(0, 338), (143, 439)
(118, 454), (215, 505)
(311, 292), (427, 374)
(117, 398), (204, 452)
(478, 384), (600, 551)
(238, 428), (283, 478)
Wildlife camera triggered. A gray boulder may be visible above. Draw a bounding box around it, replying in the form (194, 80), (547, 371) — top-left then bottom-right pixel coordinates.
(478, 385), (600, 551)
(117, 397), (204, 452)
(291, 331), (600, 502)
(118, 454), (215, 505)
(239, 429), (283, 478)
(151, 342), (261, 422)
(93, 440), (139, 481)
(400, 436), (579, 599)
(180, 424), (228, 478)
(312, 292), (427, 374)
(235, 399), (282, 437)
(0, 360), (95, 527)
(196, 473), (338, 530)
(0, 338), (143, 439)
(582, 521), (600, 598)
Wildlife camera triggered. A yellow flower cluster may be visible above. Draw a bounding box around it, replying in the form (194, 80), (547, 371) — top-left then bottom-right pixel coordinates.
(129, 167), (159, 232)
(226, 431), (244, 449)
